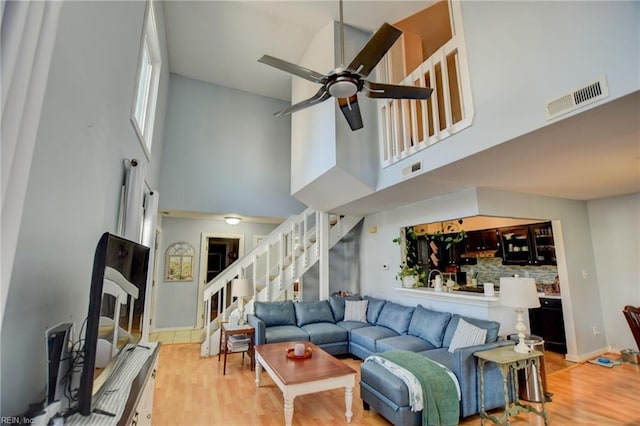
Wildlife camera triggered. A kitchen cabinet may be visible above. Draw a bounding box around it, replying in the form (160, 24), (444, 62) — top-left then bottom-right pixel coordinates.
(529, 298), (567, 354)
(530, 223), (556, 265)
(417, 234), (476, 269)
(466, 229), (499, 252)
(499, 226), (532, 265)
(499, 222), (556, 266)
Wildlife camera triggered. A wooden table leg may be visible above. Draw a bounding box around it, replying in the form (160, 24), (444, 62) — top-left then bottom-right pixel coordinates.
(223, 333), (228, 375)
(283, 394), (294, 426)
(344, 385), (353, 423)
(255, 360), (262, 387)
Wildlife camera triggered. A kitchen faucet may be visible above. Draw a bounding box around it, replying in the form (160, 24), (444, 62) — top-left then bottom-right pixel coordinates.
(427, 269), (443, 288)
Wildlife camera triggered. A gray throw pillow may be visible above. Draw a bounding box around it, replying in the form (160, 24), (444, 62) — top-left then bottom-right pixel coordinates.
(328, 294), (362, 321)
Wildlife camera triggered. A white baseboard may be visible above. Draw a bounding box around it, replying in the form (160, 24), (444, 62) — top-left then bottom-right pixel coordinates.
(151, 326), (199, 333)
(565, 346), (609, 363)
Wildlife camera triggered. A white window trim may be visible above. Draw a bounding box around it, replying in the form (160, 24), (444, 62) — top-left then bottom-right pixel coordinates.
(131, 0), (161, 161)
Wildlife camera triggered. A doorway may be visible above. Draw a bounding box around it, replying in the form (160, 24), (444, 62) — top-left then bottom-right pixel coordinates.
(196, 233), (245, 328)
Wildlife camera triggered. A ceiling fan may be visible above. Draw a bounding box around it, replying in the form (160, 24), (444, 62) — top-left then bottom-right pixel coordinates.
(258, 0), (433, 131)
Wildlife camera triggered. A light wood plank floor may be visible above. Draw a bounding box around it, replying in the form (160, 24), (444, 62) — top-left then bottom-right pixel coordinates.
(153, 344), (640, 425)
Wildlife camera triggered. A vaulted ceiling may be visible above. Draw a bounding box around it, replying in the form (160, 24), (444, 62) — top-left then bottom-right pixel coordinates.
(162, 1), (639, 217)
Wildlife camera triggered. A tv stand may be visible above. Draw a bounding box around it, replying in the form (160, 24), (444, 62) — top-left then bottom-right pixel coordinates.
(119, 343), (160, 425)
(65, 343), (160, 425)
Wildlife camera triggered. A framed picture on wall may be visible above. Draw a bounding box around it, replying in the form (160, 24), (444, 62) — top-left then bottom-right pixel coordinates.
(165, 242), (194, 281)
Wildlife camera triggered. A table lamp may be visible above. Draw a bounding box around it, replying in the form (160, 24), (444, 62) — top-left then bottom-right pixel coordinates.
(499, 277), (541, 353)
(231, 278), (253, 324)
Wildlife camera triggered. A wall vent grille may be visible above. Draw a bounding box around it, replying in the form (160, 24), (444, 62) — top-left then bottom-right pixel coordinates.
(545, 76), (609, 120)
(401, 161), (422, 179)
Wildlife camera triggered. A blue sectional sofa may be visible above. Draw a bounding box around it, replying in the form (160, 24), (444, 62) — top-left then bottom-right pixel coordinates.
(247, 295), (511, 424)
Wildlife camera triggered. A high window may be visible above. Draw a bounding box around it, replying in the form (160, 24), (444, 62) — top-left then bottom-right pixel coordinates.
(131, 0), (161, 159)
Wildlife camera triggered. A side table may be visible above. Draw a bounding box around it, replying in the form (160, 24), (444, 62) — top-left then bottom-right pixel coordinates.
(218, 322), (255, 375)
(474, 345), (548, 425)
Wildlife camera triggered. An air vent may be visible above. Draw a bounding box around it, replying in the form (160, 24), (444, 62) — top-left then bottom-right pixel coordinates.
(545, 76), (609, 120)
(401, 161), (422, 179)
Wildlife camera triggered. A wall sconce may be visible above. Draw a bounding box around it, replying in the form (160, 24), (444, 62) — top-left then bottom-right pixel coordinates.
(224, 216), (241, 225)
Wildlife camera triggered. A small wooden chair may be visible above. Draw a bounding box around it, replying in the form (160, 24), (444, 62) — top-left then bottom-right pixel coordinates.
(623, 305), (640, 350)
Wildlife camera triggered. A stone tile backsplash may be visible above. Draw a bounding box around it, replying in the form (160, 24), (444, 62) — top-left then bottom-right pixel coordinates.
(460, 257), (558, 288)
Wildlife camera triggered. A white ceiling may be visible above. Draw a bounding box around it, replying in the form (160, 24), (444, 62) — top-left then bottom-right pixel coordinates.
(162, 1), (639, 218)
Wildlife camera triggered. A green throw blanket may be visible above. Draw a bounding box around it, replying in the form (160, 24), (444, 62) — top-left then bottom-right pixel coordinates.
(376, 350), (459, 426)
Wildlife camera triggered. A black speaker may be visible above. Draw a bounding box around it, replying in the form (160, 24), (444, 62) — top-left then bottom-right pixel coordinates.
(46, 323), (73, 405)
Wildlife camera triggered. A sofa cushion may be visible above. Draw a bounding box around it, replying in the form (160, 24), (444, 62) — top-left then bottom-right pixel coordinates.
(408, 305), (452, 347)
(364, 296), (386, 324)
(376, 301), (415, 335)
(443, 314), (500, 347)
(360, 361), (411, 407)
(350, 325), (398, 353)
(255, 300), (296, 327)
(376, 335), (436, 353)
(294, 300), (335, 327)
(344, 300), (368, 322)
(448, 318), (488, 352)
(265, 325), (309, 343)
(328, 294), (362, 321)
(335, 320), (371, 334)
(416, 348), (455, 371)
(301, 322), (348, 345)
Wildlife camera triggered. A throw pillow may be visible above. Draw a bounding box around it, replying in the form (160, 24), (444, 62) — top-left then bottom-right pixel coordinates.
(448, 318), (488, 353)
(343, 300), (368, 322)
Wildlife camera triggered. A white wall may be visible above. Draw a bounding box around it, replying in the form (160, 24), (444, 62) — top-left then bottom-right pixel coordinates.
(158, 74), (304, 218)
(153, 216), (279, 329)
(587, 193), (640, 351)
(377, 1), (639, 191)
(0, 0), (169, 416)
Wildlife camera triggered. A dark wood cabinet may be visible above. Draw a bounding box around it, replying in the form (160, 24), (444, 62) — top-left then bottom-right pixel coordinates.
(466, 229), (499, 252)
(529, 298), (567, 354)
(499, 222), (556, 266)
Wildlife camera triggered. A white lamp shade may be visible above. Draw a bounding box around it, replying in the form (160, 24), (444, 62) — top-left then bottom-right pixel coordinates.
(231, 278), (253, 298)
(499, 277), (541, 308)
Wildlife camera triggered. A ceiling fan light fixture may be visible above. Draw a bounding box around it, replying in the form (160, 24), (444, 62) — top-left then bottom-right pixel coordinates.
(224, 216), (242, 225)
(328, 78), (358, 98)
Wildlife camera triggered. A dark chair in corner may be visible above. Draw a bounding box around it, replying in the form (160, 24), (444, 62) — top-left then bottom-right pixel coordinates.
(623, 305), (640, 350)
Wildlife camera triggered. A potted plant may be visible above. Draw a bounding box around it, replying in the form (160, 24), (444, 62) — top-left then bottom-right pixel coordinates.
(432, 219), (467, 249)
(393, 227), (425, 288)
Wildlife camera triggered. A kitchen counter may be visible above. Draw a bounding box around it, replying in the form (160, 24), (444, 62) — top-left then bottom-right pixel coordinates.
(396, 287), (500, 307)
(538, 292), (561, 300)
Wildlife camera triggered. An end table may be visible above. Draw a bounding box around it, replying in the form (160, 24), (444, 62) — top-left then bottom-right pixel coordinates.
(474, 345), (548, 425)
(218, 322), (255, 375)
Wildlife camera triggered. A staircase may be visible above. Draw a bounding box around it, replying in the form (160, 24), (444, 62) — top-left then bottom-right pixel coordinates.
(200, 207), (363, 356)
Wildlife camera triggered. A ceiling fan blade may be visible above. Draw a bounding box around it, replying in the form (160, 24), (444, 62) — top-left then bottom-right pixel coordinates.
(347, 23), (402, 77)
(258, 55), (326, 84)
(274, 88), (331, 117)
(364, 81), (433, 100)
(337, 95), (363, 131)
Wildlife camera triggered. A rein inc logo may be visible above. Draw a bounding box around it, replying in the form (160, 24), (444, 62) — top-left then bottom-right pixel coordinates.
(1, 417), (35, 424)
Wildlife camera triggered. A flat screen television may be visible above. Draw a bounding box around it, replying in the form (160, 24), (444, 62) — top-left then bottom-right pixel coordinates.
(75, 232), (150, 416)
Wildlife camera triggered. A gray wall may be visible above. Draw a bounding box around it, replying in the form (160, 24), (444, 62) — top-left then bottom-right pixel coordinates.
(588, 193), (640, 351)
(153, 216), (278, 329)
(1, 0), (169, 416)
(159, 74), (305, 218)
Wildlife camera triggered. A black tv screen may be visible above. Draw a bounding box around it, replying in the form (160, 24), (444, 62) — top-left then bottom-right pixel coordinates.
(76, 232), (150, 416)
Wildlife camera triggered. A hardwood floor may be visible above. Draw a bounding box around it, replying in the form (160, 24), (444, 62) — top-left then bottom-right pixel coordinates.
(153, 344), (640, 425)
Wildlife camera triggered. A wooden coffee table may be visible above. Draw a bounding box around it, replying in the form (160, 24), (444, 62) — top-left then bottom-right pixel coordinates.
(255, 341), (356, 426)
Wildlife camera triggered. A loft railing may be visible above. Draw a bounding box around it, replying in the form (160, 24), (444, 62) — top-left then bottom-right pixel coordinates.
(200, 208), (362, 356)
(378, 33), (474, 167)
